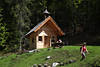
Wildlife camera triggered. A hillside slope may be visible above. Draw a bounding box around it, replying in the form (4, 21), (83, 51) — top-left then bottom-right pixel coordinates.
(0, 46), (100, 67)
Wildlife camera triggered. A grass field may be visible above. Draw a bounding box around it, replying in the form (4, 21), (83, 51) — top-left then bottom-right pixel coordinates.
(0, 46), (100, 67)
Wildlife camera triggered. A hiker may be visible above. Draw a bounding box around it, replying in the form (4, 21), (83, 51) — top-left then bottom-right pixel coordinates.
(56, 39), (63, 48)
(58, 39), (62, 43)
(80, 42), (88, 60)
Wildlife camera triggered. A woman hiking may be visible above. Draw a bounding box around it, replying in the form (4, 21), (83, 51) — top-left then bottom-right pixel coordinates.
(80, 42), (88, 60)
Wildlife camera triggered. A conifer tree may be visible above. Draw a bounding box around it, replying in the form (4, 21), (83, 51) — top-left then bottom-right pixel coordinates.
(0, 7), (9, 50)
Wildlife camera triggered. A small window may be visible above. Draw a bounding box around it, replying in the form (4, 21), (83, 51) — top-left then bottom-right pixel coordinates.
(38, 36), (42, 41)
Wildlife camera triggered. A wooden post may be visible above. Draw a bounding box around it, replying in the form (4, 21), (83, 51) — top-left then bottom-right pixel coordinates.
(43, 35), (45, 48)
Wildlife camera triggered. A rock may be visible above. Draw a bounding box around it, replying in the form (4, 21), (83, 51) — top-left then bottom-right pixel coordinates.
(33, 64), (37, 67)
(35, 49), (40, 52)
(29, 50), (35, 53)
(52, 62), (59, 67)
(45, 56), (51, 60)
(69, 60), (76, 63)
(38, 64), (43, 67)
(44, 64), (48, 67)
(59, 62), (64, 66)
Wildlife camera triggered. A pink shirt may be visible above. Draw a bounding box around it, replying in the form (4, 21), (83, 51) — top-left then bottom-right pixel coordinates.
(82, 46), (86, 52)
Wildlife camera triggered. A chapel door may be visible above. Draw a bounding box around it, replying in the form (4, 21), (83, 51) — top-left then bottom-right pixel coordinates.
(44, 36), (50, 48)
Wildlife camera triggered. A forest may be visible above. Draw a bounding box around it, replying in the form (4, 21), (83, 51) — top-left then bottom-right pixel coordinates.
(0, 0), (100, 52)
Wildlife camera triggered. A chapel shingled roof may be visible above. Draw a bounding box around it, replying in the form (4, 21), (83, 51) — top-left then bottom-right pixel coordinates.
(25, 16), (64, 37)
(25, 20), (44, 36)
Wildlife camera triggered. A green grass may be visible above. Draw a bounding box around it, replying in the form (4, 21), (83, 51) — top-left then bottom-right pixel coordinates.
(0, 46), (100, 67)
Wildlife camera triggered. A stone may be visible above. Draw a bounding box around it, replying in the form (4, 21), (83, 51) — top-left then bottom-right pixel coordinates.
(33, 64), (37, 67)
(52, 62), (59, 67)
(69, 60), (76, 63)
(45, 56), (51, 60)
(38, 64), (43, 67)
(35, 49), (40, 52)
(29, 50), (35, 53)
(59, 62), (64, 66)
(44, 64), (48, 67)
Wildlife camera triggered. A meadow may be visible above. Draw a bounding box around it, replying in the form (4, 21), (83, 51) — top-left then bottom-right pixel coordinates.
(0, 46), (100, 67)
